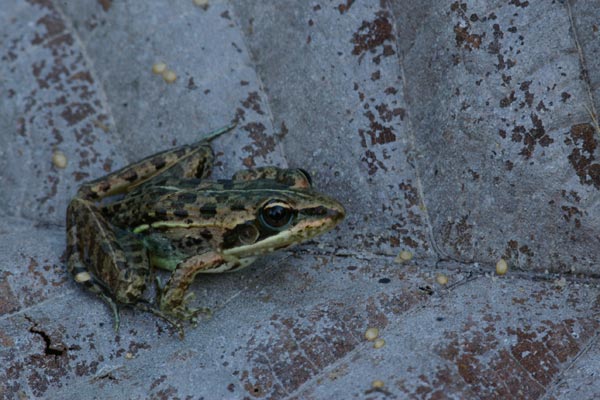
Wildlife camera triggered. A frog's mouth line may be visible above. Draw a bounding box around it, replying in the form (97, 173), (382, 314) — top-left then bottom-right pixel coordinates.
(222, 208), (344, 260)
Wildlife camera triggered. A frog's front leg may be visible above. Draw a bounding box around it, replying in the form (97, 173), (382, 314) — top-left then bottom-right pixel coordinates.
(158, 252), (225, 321)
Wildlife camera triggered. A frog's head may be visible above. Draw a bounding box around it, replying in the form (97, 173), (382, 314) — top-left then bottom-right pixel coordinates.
(219, 179), (345, 262)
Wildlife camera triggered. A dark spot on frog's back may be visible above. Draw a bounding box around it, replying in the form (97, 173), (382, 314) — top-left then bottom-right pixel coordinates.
(174, 148), (188, 158)
(146, 187), (172, 198)
(171, 179), (202, 190)
(151, 157), (166, 170)
(230, 203), (246, 211)
(217, 179), (234, 190)
(98, 180), (111, 193)
(183, 236), (204, 247)
(178, 192), (197, 203)
(199, 204), (217, 217)
(122, 170), (138, 182)
(173, 209), (189, 218)
(200, 230), (213, 240)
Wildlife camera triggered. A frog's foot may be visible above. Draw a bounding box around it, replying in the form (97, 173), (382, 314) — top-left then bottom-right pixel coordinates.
(155, 279), (212, 330)
(134, 301), (187, 338)
(160, 292), (212, 323)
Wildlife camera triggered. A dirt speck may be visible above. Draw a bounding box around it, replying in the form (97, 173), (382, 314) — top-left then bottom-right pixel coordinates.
(97, 0), (112, 12)
(337, 0), (355, 14)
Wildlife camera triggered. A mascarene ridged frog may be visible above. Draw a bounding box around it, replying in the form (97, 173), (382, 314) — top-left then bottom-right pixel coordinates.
(66, 124), (345, 334)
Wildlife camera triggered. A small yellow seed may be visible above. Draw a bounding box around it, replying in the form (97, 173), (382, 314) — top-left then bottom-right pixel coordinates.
(373, 338), (385, 349)
(74, 271), (91, 283)
(52, 150), (67, 169)
(152, 62), (167, 74)
(364, 327), (379, 341)
(394, 250), (413, 263)
(496, 258), (508, 275)
(372, 380), (385, 389)
(125, 352), (134, 359)
(193, 0), (209, 8)
(436, 273), (448, 285)
(162, 69), (177, 83)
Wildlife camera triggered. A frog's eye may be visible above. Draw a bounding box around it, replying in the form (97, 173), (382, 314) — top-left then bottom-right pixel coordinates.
(259, 200), (294, 230)
(297, 168), (313, 186)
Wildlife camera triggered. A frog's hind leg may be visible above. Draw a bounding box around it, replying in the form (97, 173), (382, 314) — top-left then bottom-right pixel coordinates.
(144, 123), (238, 182)
(67, 206), (122, 329)
(67, 241), (122, 330)
(67, 198), (150, 331)
(76, 124), (236, 201)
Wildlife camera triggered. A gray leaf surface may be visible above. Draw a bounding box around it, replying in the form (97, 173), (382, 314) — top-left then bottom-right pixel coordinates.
(1, 1), (599, 399)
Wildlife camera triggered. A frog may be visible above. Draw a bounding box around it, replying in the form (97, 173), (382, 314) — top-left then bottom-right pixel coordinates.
(66, 124), (345, 334)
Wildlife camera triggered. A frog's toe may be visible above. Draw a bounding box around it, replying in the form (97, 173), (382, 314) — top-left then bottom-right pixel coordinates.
(98, 293), (121, 332)
(168, 304), (211, 323)
(135, 301), (186, 336)
(158, 290), (210, 321)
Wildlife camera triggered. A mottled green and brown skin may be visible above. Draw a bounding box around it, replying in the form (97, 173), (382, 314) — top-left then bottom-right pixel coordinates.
(66, 125), (345, 333)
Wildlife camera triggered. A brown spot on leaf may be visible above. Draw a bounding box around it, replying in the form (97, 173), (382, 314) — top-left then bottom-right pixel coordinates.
(567, 123), (600, 189)
(503, 239), (534, 266)
(536, 101), (548, 112)
(499, 91), (516, 108)
(32, 12), (66, 45)
(242, 122), (273, 168)
(0, 277), (20, 315)
(97, 0), (112, 11)
(508, 0), (529, 8)
(61, 102), (95, 126)
(454, 25), (483, 51)
(440, 215), (473, 255)
(337, 0), (355, 14)
(519, 113), (552, 158)
(511, 125), (525, 142)
(362, 149), (387, 175)
(351, 12), (395, 59)
(241, 92), (264, 115)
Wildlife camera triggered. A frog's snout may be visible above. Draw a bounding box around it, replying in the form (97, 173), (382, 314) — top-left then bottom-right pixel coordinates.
(329, 201), (346, 223)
